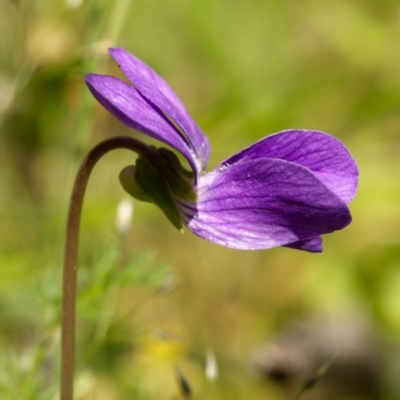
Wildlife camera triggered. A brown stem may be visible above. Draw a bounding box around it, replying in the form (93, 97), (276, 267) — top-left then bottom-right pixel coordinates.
(61, 136), (154, 400)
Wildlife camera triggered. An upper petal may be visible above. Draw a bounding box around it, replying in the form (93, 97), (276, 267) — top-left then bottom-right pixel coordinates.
(220, 130), (358, 204)
(178, 158), (351, 250)
(109, 48), (209, 171)
(85, 73), (199, 175)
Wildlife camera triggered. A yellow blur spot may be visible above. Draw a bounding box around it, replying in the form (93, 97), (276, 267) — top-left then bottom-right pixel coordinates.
(138, 330), (186, 363)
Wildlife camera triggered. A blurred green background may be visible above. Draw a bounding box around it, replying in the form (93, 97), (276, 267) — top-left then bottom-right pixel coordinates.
(1, 0), (400, 399)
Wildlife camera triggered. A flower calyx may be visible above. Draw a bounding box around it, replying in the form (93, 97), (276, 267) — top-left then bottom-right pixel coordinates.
(119, 147), (197, 231)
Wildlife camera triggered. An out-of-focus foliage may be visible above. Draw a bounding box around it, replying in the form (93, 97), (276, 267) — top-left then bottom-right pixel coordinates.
(1, 0), (400, 399)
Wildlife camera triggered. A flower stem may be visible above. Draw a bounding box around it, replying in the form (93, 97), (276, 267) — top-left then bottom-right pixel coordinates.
(61, 136), (154, 400)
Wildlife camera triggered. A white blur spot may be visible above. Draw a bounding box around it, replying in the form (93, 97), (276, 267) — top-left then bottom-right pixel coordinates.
(205, 349), (218, 381)
(65, 0), (83, 9)
(115, 198), (134, 235)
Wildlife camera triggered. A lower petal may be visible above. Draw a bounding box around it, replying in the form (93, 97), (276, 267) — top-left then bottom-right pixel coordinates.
(179, 158), (351, 250)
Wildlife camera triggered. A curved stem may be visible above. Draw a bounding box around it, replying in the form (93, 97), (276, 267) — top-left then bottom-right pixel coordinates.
(61, 136), (154, 400)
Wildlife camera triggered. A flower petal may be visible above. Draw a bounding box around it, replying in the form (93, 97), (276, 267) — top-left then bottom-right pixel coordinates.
(109, 48), (209, 170)
(179, 158), (351, 250)
(284, 236), (323, 252)
(220, 130), (358, 204)
(85, 73), (199, 175)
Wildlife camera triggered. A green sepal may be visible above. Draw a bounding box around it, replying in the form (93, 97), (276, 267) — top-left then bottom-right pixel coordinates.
(134, 157), (184, 232)
(157, 148), (197, 202)
(119, 165), (153, 203)
(158, 148), (194, 180)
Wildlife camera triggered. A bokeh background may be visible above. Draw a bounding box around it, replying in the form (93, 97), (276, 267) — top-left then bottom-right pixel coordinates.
(1, 0), (400, 399)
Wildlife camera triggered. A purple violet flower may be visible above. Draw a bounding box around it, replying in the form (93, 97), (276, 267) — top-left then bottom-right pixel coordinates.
(85, 48), (358, 252)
